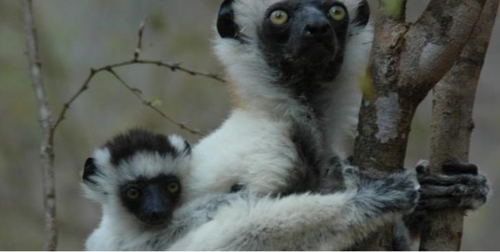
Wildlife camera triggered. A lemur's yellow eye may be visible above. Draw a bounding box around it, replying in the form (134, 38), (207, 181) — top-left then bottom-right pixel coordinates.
(329, 6), (346, 21)
(167, 182), (180, 194)
(126, 187), (140, 200)
(270, 10), (289, 25)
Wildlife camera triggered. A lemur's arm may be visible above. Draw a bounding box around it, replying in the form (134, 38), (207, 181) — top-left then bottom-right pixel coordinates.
(329, 156), (489, 250)
(168, 167), (419, 251)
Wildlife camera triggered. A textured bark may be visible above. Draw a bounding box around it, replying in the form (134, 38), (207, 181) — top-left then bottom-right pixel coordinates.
(22, 0), (58, 250)
(420, 0), (499, 250)
(353, 0), (487, 249)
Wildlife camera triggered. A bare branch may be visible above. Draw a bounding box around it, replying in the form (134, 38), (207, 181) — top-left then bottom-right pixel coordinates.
(51, 68), (97, 134)
(401, 0), (487, 90)
(353, 1), (488, 249)
(106, 69), (204, 136)
(134, 20), (145, 60)
(22, 0), (57, 250)
(420, 0), (499, 250)
(51, 21), (224, 136)
(51, 58), (219, 136)
(355, 0), (488, 178)
(131, 59), (226, 83)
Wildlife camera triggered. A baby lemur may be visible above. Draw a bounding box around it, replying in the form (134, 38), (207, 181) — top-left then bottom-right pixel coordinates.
(82, 129), (420, 250)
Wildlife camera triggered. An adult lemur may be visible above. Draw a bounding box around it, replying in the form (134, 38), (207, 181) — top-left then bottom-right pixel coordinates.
(83, 129), (421, 250)
(187, 0), (373, 200)
(187, 0), (489, 249)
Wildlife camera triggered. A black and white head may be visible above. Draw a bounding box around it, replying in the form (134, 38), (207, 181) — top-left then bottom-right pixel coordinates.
(214, 0), (372, 107)
(82, 129), (191, 228)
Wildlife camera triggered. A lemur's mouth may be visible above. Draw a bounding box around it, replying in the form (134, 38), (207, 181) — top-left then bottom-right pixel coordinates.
(140, 215), (172, 229)
(296, 41), (335, 62)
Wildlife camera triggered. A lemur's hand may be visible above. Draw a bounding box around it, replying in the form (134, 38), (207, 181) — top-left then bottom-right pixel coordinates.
(415, 160), (489, 212)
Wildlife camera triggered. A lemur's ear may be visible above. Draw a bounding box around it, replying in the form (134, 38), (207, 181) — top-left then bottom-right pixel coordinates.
(352, 0), (370, 27)
(83, 157), (98, 183)
(183, 140), (192, 155)
(217, 0), (240, 40)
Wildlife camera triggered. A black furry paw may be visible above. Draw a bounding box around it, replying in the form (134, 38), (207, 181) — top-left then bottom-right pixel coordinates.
(415, 159), (490, 211)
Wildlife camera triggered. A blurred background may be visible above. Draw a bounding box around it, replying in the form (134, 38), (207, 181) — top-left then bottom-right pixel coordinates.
(0, 0), (498, 250)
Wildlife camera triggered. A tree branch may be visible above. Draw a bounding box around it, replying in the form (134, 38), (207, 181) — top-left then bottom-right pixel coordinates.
(51, 22), (225, 137)
(134, 21), (145, 61)
(106, 69), (203, 136)
(353, 0), (488, 250)
(401, 0), (487, 93)
(50, 58), (218, 136)
(420, 0), (499, 250)
(351, 2), (408, 248)
(22, 0), (57, 250)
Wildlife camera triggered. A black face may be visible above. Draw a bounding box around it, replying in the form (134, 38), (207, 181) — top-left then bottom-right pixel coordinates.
(216, 0), (354, 103)
(120, 174), (182, 228)
(259, 0), (350, 84)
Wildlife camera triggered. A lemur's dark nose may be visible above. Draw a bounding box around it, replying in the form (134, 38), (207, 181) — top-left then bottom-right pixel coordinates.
(151, 210), (167, 220)
(304, 20), (330, 37)
(146, 210), (168, 225)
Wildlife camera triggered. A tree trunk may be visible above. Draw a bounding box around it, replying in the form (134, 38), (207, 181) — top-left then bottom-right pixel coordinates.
(353, 0), (487, 249)
(420, 0), (499, 250)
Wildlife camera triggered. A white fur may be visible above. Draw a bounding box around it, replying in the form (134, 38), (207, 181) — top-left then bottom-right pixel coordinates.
(169, 188), (409, 251)
(188, 109), (299, 199)
(83, 142), (192, 250)
(84, 142), (418, 250)
(84, 148), (191, 204)
(84, 0), (376, 249)
(190, 0), (373, 201)
(213, 1), (374, 159)
(325, 16), (374, 158)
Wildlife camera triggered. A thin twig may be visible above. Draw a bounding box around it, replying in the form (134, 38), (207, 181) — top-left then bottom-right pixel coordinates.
(134, 21), (145, 60)
(22, 0), (57, 250)
(106, 68), (203, 136)
(51, 22), (225, 136)
(51, 68), (97, 134)
(51, 59), (220, 135)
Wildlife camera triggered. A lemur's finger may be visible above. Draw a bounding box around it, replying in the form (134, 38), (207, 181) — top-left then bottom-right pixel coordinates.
(442, 161), (478, 175)
(418, 174), (487, 186)
(419, 183), (489, 199)
(417, 195), (488, 211)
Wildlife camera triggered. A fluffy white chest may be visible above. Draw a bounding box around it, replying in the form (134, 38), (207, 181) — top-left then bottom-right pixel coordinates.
(187, 109), (299, 199)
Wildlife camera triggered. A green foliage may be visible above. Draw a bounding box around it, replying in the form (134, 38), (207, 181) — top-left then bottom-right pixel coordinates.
(381, 0), (406, 20)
